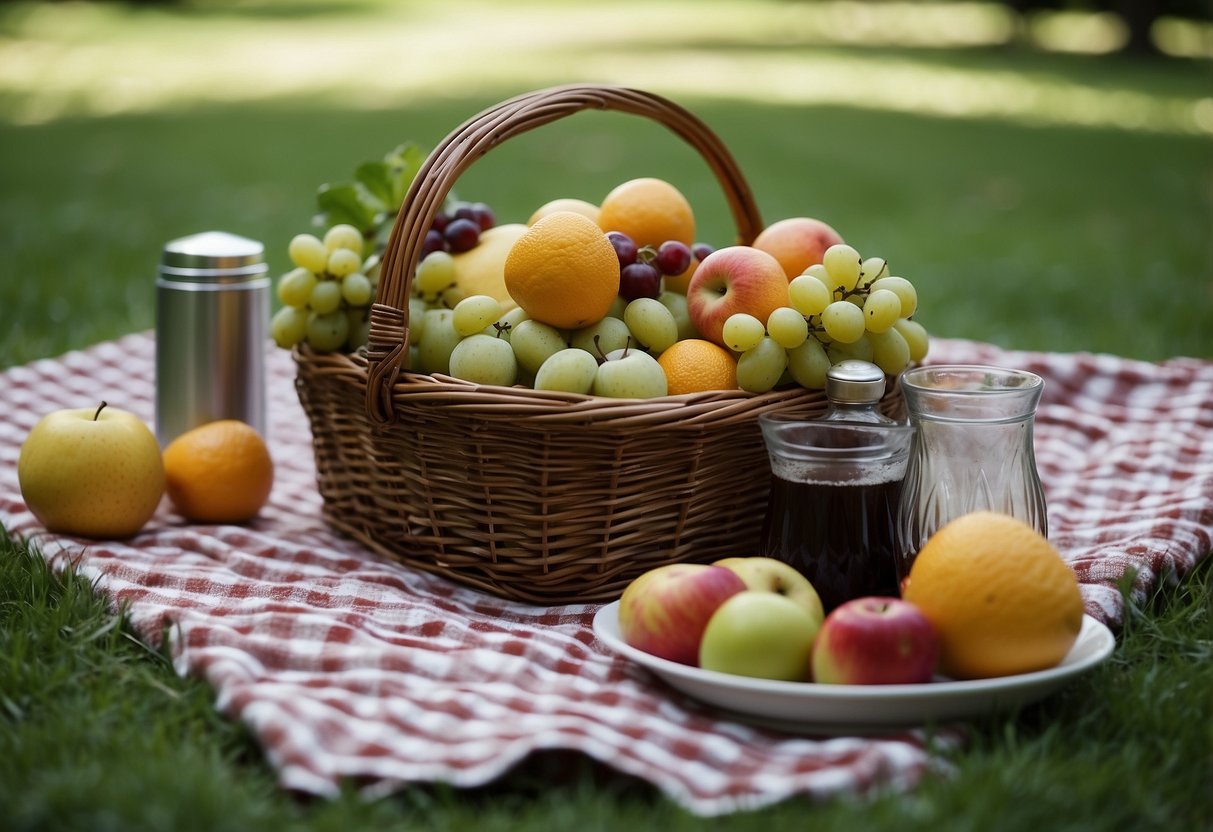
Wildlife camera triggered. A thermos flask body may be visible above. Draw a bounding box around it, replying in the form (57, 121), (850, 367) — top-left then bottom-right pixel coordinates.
(155, 231), (269, 447)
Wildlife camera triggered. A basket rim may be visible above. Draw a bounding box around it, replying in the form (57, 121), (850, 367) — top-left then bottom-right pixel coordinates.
(294, 341), (836, 428)
(363, 83), (764, 427)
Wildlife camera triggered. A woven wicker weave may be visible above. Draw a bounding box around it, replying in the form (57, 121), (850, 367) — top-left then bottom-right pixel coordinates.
(293, 84), (901, 604)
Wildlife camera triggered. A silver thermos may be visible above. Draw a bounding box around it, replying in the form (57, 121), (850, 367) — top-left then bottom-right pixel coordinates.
(155, 231), (270, 447)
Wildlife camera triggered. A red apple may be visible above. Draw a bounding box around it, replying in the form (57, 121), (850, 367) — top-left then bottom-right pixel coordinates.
(617, 563), (747, 665)
(685, 246), (789, 347)
(751, 217), (845, 281)
(811, 596), (939, 685)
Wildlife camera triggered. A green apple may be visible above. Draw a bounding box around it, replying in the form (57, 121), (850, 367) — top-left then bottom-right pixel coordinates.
(698, 590), (820, 681)
(448, 333), (518, 387)
(483, 305), (529, 343)
(592, 346), (668, 398)
(534, 348), (599, 394)
(17, 402), (165, 539)
(570, 316), (631, 358)
(713, 556), (825, 629)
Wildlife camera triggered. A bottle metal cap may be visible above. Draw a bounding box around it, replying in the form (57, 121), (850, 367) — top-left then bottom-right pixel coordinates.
(159, 231), (266, 281)
(826, 359), (886, 404)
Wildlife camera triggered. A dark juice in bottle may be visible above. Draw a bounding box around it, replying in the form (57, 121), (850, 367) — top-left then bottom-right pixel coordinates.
(761, 473), (903, 613)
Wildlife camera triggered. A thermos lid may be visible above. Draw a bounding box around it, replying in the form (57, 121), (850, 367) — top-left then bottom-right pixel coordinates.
(826, 359), (886, 404)
(159, 231), (266, 281)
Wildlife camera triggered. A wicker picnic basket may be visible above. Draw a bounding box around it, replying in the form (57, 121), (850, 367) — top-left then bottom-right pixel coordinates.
(293, 83), (902, 605)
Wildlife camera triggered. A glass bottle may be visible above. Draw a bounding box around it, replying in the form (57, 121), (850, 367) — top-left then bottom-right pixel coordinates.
(759, 415), (914, 612)
(895, 365), (1048, 587)
(820, 360), (898, 425)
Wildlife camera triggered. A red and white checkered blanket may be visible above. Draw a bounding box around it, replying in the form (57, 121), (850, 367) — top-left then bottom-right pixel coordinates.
(2, 333), (1210, 815)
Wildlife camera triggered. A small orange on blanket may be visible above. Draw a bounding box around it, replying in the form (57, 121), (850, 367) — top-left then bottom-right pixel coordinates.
(162, 420), (273, 524)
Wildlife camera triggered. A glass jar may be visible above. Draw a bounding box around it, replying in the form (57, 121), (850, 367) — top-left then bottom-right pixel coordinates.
(895, 365), (1048, 587)
(759, 415), (915, 612)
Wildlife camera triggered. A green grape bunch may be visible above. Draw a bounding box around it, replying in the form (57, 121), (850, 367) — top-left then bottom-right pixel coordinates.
(725, 242), (929, 393)
(271, 143), (428, 354)
(270, 224), (382, 353)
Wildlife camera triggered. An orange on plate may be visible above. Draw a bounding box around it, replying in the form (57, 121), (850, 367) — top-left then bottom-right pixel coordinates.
(658, 339), (738, 395)
(903, 511), (1084, 680)
(163, 419), (274, 524)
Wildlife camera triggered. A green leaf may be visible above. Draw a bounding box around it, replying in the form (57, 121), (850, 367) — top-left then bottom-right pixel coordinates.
(315, 183), (383, 235)
(354, 161), (395, 211)
(383, 142), (427, 208)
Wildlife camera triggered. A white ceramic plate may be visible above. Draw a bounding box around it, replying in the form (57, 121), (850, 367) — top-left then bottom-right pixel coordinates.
(593, 601), (1115, 734)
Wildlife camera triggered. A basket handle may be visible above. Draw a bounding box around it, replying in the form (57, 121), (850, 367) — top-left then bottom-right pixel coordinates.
(366, 83), (765, 426)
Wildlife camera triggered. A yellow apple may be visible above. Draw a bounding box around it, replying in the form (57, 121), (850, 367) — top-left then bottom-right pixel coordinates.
(713, 556), (825, 629)
(17, 402), (165, 539)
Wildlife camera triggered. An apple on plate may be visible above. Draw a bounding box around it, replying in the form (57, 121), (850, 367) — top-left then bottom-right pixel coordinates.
(17, 401), (165, 539)
(617, 563), (746, 665)
(698, 590), (820, 681)
(686, 246), (789, 347)
(713, 556), (824, 629)
(751, 217), (845, 281)
(811, 596), (939, 685)
(592, 345), (668, 398)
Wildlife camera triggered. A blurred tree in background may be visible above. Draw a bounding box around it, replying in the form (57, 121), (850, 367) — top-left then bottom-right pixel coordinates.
(1004, 0), (1207, 55)
(4, 0), (1208, 56)
(6, 0), (1209, 57)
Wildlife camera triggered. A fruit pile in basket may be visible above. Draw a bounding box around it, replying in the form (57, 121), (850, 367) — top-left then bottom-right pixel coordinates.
(270, 145), (929, 397)
(619, 513), (1086, 685)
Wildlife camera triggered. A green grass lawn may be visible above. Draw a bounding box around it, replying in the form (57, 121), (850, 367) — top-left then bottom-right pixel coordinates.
(1, 1), (1211, 829)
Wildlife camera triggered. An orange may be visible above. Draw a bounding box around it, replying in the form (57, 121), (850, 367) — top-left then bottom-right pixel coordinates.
(657, 339), (738, 395)
(163, 420), (274, 524)
(528, 198), (601, 226)
(903, 511), (1084, 680)
(503, 211), (620, 329)
(597, 177), (695, 249)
